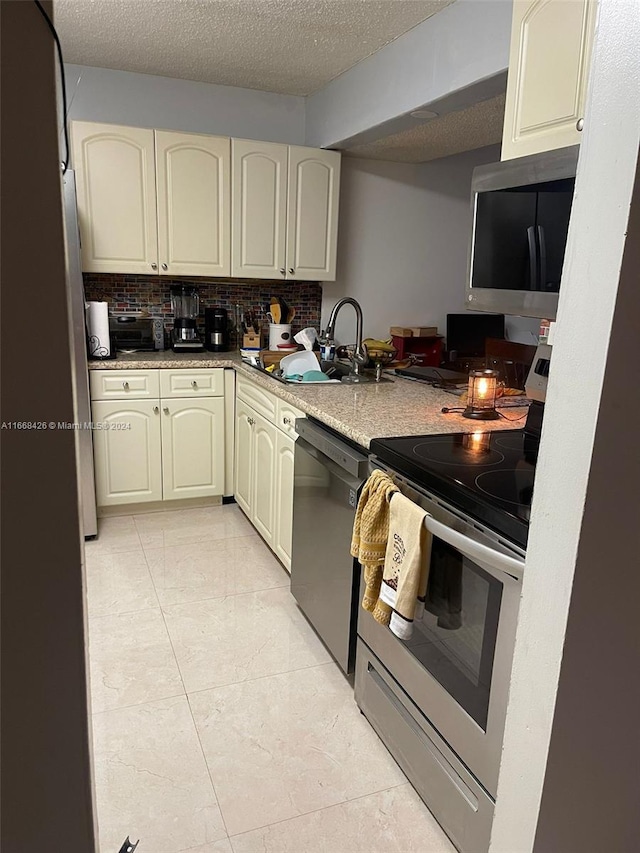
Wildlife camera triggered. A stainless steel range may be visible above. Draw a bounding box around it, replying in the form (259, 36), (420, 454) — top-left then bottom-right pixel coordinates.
(354, 348), (551, 853)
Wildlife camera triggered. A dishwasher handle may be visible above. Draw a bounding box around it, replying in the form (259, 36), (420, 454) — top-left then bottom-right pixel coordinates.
(295, 418), (369, 479)
(296, 436), (368, 491)
(424, 514), (525, 581)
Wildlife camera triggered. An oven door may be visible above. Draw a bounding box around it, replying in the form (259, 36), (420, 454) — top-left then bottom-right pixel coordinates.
(357, 464), (524, 797)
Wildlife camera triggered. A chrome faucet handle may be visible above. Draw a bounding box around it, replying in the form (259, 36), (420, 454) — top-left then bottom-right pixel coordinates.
(353, 341), (369, 365)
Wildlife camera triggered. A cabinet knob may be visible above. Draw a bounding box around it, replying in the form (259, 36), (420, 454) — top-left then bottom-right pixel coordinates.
(288, 268), (294, 275)
(192, 380), (198, 389)
(279, 268), (286, 275)
(163, 407), (169, 415)
(161, 263), (168, 270)
(283, 417), (292, 425)
(151, 263), (157, 270)
(576, 118), (584, 132)
(248, 416), (254, 426)
(153, 406), (159, 414)
(123, 381), (130, 390)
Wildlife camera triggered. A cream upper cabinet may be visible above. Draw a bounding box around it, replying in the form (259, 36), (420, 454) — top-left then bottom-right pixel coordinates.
(286, 147), (341, 281)
(71, 121), (158, 273)
(501, 0), (597, 160)
(161, 397), (225, 501)
(91, 399), (162, 505)
(155, 131), (230, 277)
(231, 139), (288, 279)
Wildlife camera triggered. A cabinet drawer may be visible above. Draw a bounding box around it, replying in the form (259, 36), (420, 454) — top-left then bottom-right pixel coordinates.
(90, 369), (160, 401)
(159, 369), (224, 398)
(277, 399), (305, 439)
(236, 377), (277, 421)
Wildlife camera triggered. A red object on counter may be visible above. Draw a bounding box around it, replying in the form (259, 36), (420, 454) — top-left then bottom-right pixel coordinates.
(391, 335), (443, 366)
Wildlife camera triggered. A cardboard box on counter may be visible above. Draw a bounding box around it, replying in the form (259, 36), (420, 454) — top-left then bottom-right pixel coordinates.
(390, 326), (438, 338)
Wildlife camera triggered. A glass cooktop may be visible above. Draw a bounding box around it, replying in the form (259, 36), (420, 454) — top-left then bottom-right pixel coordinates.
(369, 429), (539, 548)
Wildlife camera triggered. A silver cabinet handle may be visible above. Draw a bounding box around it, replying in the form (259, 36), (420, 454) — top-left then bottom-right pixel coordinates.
(163, 407), (169, 415)
(288, 268), (294, 275)
(192, 380), (198, 389)
(283, 417), (292, 425)
(248, 416), (254, 426)
(123, 381), (130, 390)
(576, 118), (584, 132)
(151, 263), (157, 270)
(161, 263), (168, 270)
(279, 268), (286, 275)
(153, 406), (159, 414)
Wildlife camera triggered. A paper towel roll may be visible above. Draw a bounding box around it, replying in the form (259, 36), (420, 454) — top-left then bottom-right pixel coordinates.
(87, 301), (111, 357)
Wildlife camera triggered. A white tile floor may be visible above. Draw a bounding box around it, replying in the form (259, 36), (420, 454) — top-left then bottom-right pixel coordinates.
(85, 505), (455, 853)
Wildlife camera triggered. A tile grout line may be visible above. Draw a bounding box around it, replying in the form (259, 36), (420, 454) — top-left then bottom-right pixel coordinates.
(157, 593), (233, 842)
(91, 690), (187, 717)
(183, 658), (339, 699)
(225, 781), (414, 844)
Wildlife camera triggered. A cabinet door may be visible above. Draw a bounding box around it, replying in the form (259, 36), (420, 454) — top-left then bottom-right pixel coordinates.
(234, 399), (255, 517)
(274, 430), (295, 572)
(161, 398), (225, 501)
(91, 400), (162, 506)
(251, 412), (277, 546)
(286, 147), (341, 281)
(71, 121), (158, 273)
(156, 131), (231, 277)
(501, 0), (597, 160)
(231, 139), (288, 279)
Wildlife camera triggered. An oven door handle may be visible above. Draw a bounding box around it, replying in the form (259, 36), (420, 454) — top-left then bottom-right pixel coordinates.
(424, 515), (524, 580)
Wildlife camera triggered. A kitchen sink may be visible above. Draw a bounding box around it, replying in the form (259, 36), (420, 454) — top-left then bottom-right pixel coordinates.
(244, 358), (394, 384)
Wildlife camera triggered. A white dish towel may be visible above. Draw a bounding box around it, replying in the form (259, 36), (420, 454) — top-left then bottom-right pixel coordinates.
(378, 492), (432, 640)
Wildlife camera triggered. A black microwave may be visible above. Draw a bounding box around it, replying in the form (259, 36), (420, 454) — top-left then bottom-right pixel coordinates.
(467, 146), (579, 320)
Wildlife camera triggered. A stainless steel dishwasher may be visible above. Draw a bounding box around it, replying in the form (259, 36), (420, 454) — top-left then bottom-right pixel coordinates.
(290, 418), (369, 674)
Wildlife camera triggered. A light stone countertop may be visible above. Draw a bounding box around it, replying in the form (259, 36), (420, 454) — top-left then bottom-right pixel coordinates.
(88, 350), (527, 447)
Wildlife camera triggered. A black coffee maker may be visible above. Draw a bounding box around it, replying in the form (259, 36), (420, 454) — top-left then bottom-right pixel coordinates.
(204, 307), (230, 352)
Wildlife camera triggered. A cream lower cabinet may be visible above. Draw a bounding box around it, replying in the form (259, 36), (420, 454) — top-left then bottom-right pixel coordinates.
(161, 398), (225, 500)
(501, 0), (597, 160)
(234, 399), (255, 517)
(251, 414), (278, 546)
(90, 368), (225, 507)
(234, 403), (278, 547)
(91, 399), (163, 506)
(234, 378), (305, 571)
(274, 431), (295, 569)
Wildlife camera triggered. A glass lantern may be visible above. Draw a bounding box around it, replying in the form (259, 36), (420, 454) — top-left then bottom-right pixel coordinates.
(463, 369), (499, 420)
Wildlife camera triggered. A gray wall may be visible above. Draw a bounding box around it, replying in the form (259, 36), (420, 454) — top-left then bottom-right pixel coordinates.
(305, 0), (512, 149)
(322, 146), (539, 346)
(1, 3), (96, 850)
(490, 0), (640, 848)
(64, 64), (306, 145)
(534, 158), (640, 851)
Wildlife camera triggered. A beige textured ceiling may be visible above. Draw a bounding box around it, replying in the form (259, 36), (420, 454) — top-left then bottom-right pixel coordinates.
(344, 93), (506, 162)
(55, 0), (453, 96)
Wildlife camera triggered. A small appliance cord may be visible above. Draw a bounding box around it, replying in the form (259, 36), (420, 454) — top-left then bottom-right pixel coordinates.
(33, 0), (69, 174)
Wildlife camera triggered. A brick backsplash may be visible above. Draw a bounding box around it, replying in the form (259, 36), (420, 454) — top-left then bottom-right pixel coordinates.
(83, 274), (323, 346)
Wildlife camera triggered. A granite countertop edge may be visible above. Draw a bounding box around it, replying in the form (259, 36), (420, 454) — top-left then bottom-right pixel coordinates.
(88, 351), (526, 447)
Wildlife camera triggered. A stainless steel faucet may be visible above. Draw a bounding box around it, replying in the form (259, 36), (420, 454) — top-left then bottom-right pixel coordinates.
(325, 297), (369, 381)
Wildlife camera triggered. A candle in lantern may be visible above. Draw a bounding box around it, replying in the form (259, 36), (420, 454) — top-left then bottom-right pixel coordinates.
(463, 369), (499, 420)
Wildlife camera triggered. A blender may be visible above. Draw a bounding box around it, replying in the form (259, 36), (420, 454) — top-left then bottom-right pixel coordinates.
(170, 285), (204, 352)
